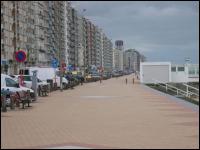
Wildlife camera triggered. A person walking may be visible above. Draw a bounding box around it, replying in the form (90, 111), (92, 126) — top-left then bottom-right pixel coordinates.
(125, 78), (128, 84)
(133, 77), (135, 84)
(80, 77), (83, 85)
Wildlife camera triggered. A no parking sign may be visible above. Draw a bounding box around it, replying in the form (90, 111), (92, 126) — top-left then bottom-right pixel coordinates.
(15, 50), (26, 62)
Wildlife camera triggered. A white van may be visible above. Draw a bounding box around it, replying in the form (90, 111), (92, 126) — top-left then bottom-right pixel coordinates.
(10, 75), (50, 90)
(1, 74), (35, 100)
(19, 67), (68, 88)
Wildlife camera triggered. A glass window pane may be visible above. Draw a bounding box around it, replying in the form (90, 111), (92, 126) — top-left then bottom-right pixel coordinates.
(171, 67), (176, 72)
(24, 70), (29, 75)
(5, 78), (18, 87)
(196, 68), (199, 75)
(189, 67), (195, 75)
(178, 67), (184, 71)
(23, 76), (32, 81)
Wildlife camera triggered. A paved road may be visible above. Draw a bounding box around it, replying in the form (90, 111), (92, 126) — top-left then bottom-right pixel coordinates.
(1, 74), (199, 149)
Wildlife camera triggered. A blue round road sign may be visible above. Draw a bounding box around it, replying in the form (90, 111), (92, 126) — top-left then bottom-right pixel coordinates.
(51, 58), (58, 68)
(15, 50), (26, 62)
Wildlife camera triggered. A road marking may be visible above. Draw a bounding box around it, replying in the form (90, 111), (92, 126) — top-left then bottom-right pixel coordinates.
(79, 96), (132, 99)
(46, 146), (91, 149)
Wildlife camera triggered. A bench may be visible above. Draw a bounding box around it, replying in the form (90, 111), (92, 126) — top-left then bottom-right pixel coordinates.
(39, 85), (48, 96)
(1, 91), (17, 111)
(15, 90), (31, 109)
(9, 93), (16, 110)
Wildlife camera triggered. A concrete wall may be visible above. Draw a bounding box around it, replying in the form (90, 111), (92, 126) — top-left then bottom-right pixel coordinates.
(140, 62), (171, 83)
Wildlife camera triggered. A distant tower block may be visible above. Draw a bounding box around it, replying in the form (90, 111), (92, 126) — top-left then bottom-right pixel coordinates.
(115, 40), (124, 51)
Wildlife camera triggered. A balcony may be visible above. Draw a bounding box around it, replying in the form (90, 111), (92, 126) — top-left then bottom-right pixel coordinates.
(39, 47), (46, 53)
(39, 35), (44, 40)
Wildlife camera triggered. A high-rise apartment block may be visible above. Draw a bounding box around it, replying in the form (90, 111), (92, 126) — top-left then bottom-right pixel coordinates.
(123, 49), (145, 72)
(113, 40), (124, 71)
(1, 1), (117, 74)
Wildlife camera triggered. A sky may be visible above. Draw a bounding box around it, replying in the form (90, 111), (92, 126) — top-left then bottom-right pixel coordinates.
(71, 1), (199, 64)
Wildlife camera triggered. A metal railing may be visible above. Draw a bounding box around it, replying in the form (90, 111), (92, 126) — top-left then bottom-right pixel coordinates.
(152, 79), (199, 100)
(182, 83), (199, 97)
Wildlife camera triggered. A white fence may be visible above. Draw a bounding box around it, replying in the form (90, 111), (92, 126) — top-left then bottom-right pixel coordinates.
(152, 79), (199, 101)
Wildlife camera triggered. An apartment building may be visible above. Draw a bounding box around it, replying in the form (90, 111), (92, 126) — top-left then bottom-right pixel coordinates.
(94, 26), (102, 68)
(1, 1), (67, 74)
(67, 6), (79, 68)
(1, 1), (36, 74)
(77, 14), (85, 70)
(1, 1), (113, 74)
(113, 40), (124, 71)
(113, 49), (123, 71)
(123, 49), (144, 72)
(103, 35), (113, 72)
(47, 1), (66, 65)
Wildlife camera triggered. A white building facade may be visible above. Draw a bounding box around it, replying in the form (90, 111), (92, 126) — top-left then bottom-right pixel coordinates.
(113, 49), (123, 71)
(140, 62), (199, 84)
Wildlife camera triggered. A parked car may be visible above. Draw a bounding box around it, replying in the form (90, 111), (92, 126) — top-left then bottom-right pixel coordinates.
(72, 71), (84, 83)
(85, 74), (92, 82)
(19, 67), (69, 88)
(63, 72), (75, 88)
(10, 75), (50, 92)
(1, 74), (35, 103)
(91, 72), (100, 81)
(112, 71), (120, 77)
(102, 72), (112, 80)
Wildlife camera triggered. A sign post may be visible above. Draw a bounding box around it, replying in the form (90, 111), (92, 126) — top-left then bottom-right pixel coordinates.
(32, 70), (38, 101)
(51, 58), (58, 84)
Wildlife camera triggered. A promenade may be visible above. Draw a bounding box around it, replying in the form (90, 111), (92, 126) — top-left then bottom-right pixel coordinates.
(1, 74), (199, 149)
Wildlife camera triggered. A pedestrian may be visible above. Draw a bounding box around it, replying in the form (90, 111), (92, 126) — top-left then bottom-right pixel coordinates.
(133, 77), (135, 84)
(100, 77), (102, 83)
(80, 78), (83, 85)
(125, 78), (127, 84)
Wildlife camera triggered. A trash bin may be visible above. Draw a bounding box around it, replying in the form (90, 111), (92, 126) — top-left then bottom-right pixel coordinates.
(47, 79), (53, 92)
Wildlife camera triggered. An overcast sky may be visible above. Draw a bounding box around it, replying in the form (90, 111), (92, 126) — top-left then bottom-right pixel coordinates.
(71, 1), (199, 64)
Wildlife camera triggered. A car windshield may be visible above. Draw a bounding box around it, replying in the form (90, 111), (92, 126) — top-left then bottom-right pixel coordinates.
(5, 77), (18, 87)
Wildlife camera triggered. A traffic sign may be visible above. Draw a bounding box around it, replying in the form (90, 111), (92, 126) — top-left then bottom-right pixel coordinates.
(68, 65), (73, 71)
(15, 50), (26, 62)
(51, 58), (58, 68)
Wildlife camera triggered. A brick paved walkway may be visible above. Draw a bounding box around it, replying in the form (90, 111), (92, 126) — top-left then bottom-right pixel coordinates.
(1, 75), (199, 149)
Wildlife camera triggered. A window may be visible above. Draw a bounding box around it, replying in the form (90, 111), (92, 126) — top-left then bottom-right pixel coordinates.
(24, 69), (29, 75)
(189, 67), (195, 75)
(171, 67), (176, 72)
(5, 78), (18, 87)
(178, 67), (184, 72)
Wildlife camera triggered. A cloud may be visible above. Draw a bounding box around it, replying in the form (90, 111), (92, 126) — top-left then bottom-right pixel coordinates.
(71, 1), (199, 63)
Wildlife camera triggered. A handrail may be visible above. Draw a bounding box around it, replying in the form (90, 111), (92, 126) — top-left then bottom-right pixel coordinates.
(152, 79), (199, 99)
(182, 83), (199, 92)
